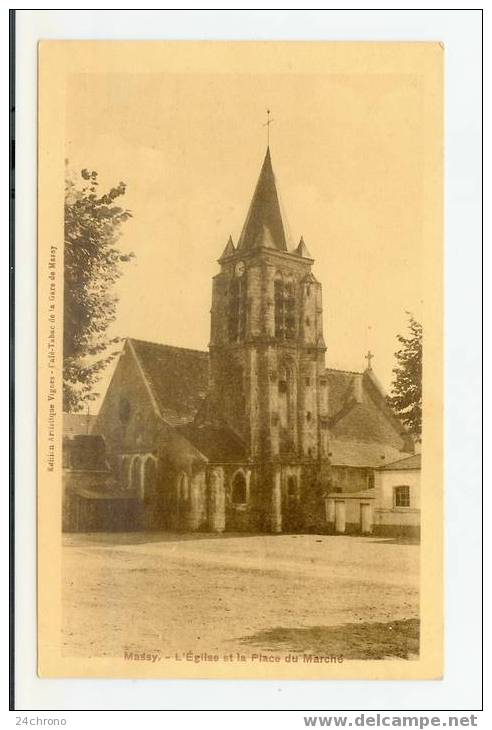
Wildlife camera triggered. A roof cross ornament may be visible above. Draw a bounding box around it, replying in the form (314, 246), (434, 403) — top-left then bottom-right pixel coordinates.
(365, 350), (374, 370)
(263, 109), (274, 146)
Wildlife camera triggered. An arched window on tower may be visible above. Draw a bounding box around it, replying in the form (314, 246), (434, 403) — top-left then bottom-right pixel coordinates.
(228, 276), (247, 342)
(278, 359), (297, 453)
(274, 274), (296, 339)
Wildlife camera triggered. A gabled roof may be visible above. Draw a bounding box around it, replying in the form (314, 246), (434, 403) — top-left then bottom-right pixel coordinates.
(325, 369), (362, 418)
(328, 440), (404, 469)
(325, 368), (412, 465)
(128, 338), (208, 426)
(120, 338), (411, 468)
(379, 453), (421, 471)
(237, 147), (289, 252)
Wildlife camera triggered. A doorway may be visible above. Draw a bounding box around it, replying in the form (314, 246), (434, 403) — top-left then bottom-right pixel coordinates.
(335, 500), (346, 533)
(360, 502), (372, 534)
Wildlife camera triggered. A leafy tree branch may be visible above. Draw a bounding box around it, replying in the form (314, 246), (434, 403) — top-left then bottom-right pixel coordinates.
(387, 312), (422, 440)
(64, 168), (133, 412)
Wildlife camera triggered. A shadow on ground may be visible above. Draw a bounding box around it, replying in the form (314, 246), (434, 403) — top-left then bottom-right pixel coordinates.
(342, 534), (420, 546)
(370, 538), (420, 546)
(239, 618), (420, 660)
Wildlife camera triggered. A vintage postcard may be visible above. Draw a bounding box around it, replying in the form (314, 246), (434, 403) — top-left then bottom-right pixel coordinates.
(38, 41), (443, 679)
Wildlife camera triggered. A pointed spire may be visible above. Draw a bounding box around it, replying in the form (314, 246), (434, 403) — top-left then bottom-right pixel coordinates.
(237, 148), (289, 252)
(295, 235), (312, 259)
(219, 235), (236, 260)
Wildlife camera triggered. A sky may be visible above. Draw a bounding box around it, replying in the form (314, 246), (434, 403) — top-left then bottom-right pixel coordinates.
(65, 69), (424, 410)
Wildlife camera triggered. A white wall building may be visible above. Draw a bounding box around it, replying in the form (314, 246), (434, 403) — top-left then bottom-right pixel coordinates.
(325, 453), (421, 539)
(373, 453), (421, 538)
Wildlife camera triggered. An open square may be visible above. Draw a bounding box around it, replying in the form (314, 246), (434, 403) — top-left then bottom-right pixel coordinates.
(63, 533), (419, 661)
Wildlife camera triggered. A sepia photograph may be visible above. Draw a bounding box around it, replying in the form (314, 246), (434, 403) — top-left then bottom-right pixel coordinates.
(37, 40), (443, 680)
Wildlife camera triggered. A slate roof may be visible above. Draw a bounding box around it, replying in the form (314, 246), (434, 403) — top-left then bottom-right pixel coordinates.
(129, 339), (209, 426)
(379, 453), (421, 471)
(328, 440), (405, 468)
(325, 369), (360, 418)
(176, 423), (246, 462)
(324, 368), (412, 467)
(124, 338), (410, 467)
(330, 400), (405, 448)
(326, 369), (408, 442)
(237, 147), (289, 252)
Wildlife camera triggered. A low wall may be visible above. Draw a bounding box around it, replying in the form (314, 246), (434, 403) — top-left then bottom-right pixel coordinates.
(374, 507), (420, 527)
(63, 471), (107, 531)
(373, 507), (420, 539)
(372, 524), (420, 539)
(324, 496), (420, 539)
(63, 470), (141, 532)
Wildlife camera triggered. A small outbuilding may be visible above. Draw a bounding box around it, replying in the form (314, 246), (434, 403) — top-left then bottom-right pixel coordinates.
(373, 453), (421, 538)
(325, 489), (376, 535)
(325, 453), (421, 539)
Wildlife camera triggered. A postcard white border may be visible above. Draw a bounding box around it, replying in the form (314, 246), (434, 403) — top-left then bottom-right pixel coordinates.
(14, 8), (482, 712)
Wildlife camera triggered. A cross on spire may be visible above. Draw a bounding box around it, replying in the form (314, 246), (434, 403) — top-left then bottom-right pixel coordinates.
(263, 109), (274, 146)
(365, 350), (374, 370)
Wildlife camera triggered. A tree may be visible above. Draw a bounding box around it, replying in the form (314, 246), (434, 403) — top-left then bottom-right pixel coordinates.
(64, 168), (133, 412)
(387, 312), (423, 440)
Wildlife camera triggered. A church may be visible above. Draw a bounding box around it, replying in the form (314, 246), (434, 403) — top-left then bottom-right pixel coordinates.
(63, 147), (414, 534)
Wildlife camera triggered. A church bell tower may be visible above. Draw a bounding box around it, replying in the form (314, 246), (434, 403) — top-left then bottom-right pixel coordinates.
(209, 147), (330, 465)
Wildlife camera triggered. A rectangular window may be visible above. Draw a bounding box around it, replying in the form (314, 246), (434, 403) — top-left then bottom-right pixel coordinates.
(394, 485), (410, 507)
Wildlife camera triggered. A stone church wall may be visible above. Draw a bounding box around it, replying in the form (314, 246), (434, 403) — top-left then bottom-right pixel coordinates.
(93, 344), (164, 461)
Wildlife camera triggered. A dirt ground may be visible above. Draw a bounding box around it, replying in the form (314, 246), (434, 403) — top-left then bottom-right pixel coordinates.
(62, 532), (420, 661)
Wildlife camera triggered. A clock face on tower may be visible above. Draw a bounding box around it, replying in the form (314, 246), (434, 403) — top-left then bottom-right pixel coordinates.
(235, 261), (246, 277)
